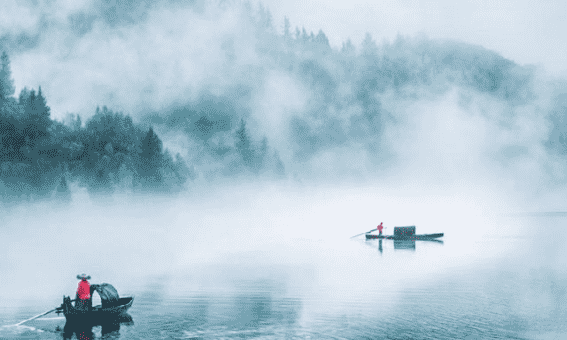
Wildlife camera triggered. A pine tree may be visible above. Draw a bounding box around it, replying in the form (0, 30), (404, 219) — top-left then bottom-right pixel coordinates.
(18, 87), (30, 105)
(283, 16), (291, 38)
(259, 136), (268, 164)
(140, 127), (162, 164)
(137, 126), (163, 187)
(341, 39), (356, 55)
(265, 9), (273, 31)
(0, 52), (15, 101)
(35, 86), (51, 126)
(361, 32), (378, 58)
(253, 136), (268, 173)
(315, 30), (330, 50)
(235, 118), (253, 167)
(72, 114), (82, 131)
(256, 3), (273, 31)
(21, 87), (51, 146)
(22, 89), (38, 146)
(301, 27), (308, 43)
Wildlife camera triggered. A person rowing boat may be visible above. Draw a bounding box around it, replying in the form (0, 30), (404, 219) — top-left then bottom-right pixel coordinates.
(377, 222), (384, 235)
(75, 274), (92, 312)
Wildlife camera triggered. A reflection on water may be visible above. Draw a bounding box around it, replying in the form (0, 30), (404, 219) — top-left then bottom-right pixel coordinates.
(368, 238), (444, 253)
(60, 313), (133, 340)
(394, 239), (416, 250)
(0, 314), (134, 340)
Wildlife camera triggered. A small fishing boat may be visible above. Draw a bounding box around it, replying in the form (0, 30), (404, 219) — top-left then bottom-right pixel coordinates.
(365, 226), (444, 240)
(366, 233), (444, 240)
(56, 283), (134, 325)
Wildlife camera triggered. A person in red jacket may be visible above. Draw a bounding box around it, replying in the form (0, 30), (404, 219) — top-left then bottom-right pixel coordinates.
(377, 222), (384, 235)
(75, 274), (91, 311)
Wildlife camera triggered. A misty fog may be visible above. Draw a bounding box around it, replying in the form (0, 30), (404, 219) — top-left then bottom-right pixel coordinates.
(1, 1), (567, 338)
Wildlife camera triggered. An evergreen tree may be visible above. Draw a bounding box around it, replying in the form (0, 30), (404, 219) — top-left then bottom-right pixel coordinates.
(72, 114), (82, 131)
(255, 3), (273, 31)
(265, 9), (273, 31)
(0, 114), (22, 162)
(18, 87), (30, 105)
(301, 27), (309, 43)
(315, 30), (331, 51)
(161, 151), (191, 191)
(259, 136), (268, 163)
(22, 89), (38, 146)
(254, 136), (268, 172)
(35, 86), (51, 124)
(283, 16), (291, 39)
(0, 52), (15, 101)
(137, 126), (163, 187)
(235, 118), (253, 167)
(361, 32), (378, 58)
(341, 39), (356, 55)
(21, 87), (51, 147)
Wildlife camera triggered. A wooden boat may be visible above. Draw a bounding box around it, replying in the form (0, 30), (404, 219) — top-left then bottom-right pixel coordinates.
(56, 283), (133, 325)
(365, 226), (443, 241)
(57, 295), (134, 324)
(366, 233), (444, 240)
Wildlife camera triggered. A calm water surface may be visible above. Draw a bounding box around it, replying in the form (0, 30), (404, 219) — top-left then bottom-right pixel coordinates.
(1, 205), (566, 340)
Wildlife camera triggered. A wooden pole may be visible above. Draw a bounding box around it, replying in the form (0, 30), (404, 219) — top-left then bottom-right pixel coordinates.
(15, 308), (58, 326)
(350, 228), (377, 238)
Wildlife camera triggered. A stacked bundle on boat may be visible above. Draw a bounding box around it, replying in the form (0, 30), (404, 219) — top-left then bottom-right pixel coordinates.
(394, 226), (416, 237)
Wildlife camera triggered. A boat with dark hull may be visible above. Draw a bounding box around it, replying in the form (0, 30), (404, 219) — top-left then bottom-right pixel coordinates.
(365, 226), (444, 240)
(56, 283), (134, 325)
(366, 233), (444, 240)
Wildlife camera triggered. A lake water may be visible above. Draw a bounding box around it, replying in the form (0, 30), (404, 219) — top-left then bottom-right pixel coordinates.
(0, 186), (565, 339)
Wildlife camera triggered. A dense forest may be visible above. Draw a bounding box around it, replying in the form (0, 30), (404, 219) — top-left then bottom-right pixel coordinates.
(1, 0), (567, 203)
(0, 52), (191, 203)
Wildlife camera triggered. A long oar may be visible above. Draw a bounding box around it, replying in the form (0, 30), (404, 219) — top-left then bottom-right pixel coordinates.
(15, 298), (77, 326)
(350, 228), (377, 238)
(15, 308), (59, 326)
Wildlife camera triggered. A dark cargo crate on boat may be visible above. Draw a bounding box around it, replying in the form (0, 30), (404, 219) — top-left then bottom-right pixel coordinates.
(394, 226), (416, 237)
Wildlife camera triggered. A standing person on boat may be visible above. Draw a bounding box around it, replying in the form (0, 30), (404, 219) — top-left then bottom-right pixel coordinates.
(377, 222), (384, 235)
(75, 274), (92, 311)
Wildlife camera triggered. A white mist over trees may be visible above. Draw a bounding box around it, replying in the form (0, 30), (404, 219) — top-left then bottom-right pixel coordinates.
(0, 0), (566, 205)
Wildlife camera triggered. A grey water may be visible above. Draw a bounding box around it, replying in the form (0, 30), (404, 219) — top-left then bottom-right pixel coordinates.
(0, 189), (565, 340)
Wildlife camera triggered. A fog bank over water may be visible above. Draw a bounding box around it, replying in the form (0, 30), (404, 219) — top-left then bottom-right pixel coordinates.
(4, 177), (563, 340)
(0, 178), (516, 302)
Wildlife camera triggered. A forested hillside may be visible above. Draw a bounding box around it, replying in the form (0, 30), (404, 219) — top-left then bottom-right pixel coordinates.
(1, 0), (566, 203)
(0, 52), (190, 202)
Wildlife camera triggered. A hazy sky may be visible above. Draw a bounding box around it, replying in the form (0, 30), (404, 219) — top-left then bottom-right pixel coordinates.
(1, 0), (564, 117)
(262, 0), (567, 75)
